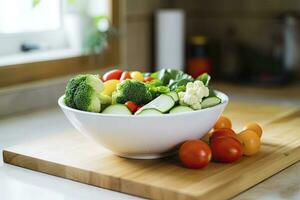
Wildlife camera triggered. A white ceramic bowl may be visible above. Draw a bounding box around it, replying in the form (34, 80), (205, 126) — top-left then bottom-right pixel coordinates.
(58, 91), (228, 159)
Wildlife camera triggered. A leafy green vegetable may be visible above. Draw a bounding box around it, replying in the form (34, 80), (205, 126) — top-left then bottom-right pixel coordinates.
(196, 73), (211, 86)
(175, 85), (186, 93)
(147, 86), (170, 98)
(145, 80), (170, 98)
(152, 69), (194, 90)
(145, 79), (163, 88)
(157, 86), (170, 93)
(150, 71), (160, 79)
(113, 80), (152, 105)
(168, 79), (191, 90)
(208, 86), (217, 97)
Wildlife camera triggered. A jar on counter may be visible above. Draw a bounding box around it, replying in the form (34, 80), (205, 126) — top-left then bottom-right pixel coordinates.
(186, 36), (212, 78)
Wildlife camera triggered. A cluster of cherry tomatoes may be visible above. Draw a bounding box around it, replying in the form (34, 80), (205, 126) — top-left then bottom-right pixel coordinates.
(101, 69), (154, 82)
(179, 116), (263, 169)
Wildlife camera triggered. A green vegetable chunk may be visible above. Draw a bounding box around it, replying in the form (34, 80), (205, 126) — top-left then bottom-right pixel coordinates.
(151, 69), (194, 90)
(113, 80), (152, 105)
(137, 108), (163, 115)
(169, 105), (194, 114)
(73, 75), (104, 112)
(208, 86), (217, 97)
(74, 82), (101, 112)
(196, 73), (211, 86)
(166, 91), (179, 102)
(98, 94), (112, 105)
(201, 96), (221, 108)
(64, 75), (87, 108)
(145, 79), (163, 87)
(175, 85), (186, 93)
(64, 74), (105, 113)
(145, 80), (170, 98)
(102, 104), (132, 115)
(136, 94), (175, 114)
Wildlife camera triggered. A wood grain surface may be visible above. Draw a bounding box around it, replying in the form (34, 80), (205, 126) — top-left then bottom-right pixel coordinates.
(212, 82), (300, 102)
(3, 101), (300, 200)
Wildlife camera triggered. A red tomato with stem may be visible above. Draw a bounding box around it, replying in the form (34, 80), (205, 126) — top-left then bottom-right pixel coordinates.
(102, 69), (123, 82)
(120, 71), (131, 81)
(125, 101), (138, 113)
(179, 140), (212, 169)
(210, 137), (243, 163)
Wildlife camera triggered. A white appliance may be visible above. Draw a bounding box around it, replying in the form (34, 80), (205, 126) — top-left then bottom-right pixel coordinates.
(155, 10), (185, 71)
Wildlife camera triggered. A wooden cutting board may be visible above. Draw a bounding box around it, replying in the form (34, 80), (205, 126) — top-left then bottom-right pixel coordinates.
(3, 101), (300, 200)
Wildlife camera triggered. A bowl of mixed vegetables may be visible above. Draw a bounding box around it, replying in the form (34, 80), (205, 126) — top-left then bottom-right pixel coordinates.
(58, 69), (228, 159)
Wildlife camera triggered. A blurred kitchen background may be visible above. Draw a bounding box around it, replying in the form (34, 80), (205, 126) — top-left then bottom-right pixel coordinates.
(1, 0), (300, 117)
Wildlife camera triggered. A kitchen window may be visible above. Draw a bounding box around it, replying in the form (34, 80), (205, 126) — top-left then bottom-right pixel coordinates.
(0, 0), (66, 56)
(0, 0), (113, 66)
(0, 0), (121, 87)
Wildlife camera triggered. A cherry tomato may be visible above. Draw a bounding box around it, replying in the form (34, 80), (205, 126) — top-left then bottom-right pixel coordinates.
(243, 122), (263, 138)
(214, 116), (232, 129)
(102, 69), (123, 82)
(237, 130), (261, 156)
(125, 101), (138, 113)
(210, 128), (238, 142)
(210, 137), (243, 163)
(179, 140), (212, 169)
(144, 77), (154, 82)
(136, 104), (144, 112)
(120, 71), (131, 81)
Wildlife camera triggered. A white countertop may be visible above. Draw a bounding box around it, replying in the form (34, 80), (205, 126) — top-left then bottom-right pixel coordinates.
(0, 107), (299, 200)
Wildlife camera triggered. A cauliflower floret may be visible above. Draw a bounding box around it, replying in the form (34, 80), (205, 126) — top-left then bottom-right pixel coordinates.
(178, 81), (209, 110)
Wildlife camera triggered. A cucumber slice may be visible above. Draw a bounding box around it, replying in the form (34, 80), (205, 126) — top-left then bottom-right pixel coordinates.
(166, 91), (179, 102)
(136, 94), (175, 114)
(201, 97), (221, 109)
(169, 105), (194, 114)
(102, 104), (132, 115)
(137, 108), (163, 115)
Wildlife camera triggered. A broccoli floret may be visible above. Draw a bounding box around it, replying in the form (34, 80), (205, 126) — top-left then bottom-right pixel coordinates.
(64, 75), (87, 108)
(65, 74), (105, 112)
(74, 82), (101, 112)
(113, 80), (152, 104)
